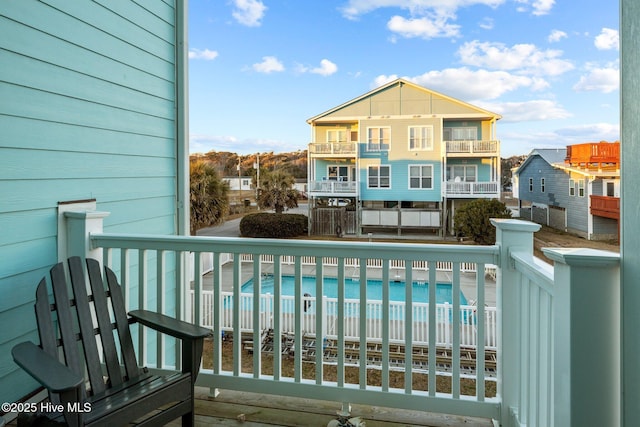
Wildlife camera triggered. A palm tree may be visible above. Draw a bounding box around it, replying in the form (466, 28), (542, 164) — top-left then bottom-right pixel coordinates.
(257, 170), (299, 214)
(189, 160), (229, 235)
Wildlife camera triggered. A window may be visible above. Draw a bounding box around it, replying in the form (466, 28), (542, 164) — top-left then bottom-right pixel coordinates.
(408, 126), (433, 150)
(529, 178), (533, 192)
(569, 179), (575, 196)
(578, 179), (585, 197)
(447, 165), (477, 182)
(327, 130), (346, 144)
(367, 127), (390, 151)
(409, 165), (433, 189)
(541, 178), (545, 193)
(328, 165), (350, 181)
(443, 127), (478, 141)
(368, 165), (390, 188)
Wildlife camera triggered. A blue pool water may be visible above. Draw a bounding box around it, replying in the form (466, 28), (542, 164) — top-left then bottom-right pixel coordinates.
(241, 275), (467, 305)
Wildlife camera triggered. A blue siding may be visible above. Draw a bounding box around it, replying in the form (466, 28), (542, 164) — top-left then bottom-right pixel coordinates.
(360, 160), (442, 202)
(446, 158), (492, 182)
(0, 0), (182, 403)
(517, 156), (589, 233)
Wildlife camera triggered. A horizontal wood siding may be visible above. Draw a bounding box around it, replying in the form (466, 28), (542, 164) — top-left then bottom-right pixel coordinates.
(518, 156), (588, 233)
(359, 159), (442, 202)
(0, 0), (180, 403)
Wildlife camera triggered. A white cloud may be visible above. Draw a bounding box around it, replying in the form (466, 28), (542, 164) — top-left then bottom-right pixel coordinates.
(595, 28), (619, 51)
(252, 56), (285, 74)
(387, 15), (460, 39)
(296, 59), (339, 76)
(479, 17), (494, 30)
(531, 0), (555, 15)
(189, 134), (302, 155)
(189, 134), (238, 154)
(375, 68), (549, 101)
(188, 48), (219, 60)
(554, 123), (620, 142)
(457, 41), (574, 76)
(340, 0), (505, 20)
(573, 66), (620, 93)
(232, 0), (267, 27)
(548, 30), (567, 43)
(311, 59), (338, 76)
(480, 100), (572, 122)
(514, 0), (555, 15)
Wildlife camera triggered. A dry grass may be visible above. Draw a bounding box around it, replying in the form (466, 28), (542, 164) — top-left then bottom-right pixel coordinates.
(201, 339), (496, 398)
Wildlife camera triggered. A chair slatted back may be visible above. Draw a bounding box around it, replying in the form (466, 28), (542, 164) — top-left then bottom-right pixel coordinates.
(34, 257), (141, 398)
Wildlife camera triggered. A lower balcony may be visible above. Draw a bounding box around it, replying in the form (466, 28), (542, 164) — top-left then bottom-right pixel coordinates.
(445, 181), (499, 198)
(308, 180), (358, 197)
(64, 217), (620, 427)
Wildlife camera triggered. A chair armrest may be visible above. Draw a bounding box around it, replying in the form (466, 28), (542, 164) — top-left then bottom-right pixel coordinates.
(12, 341), (83, 393)
(128, 310), (212, 341)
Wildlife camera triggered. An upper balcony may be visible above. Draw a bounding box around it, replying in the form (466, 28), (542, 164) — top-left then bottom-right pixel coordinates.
(309, 142), (357, 157)
(61, 214), (620, 427)
(565, 141), (620, 169)
(445, 140), (499, 157)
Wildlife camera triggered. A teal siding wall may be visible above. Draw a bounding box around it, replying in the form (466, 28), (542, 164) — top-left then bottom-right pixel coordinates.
(359, 159), (442, 202)
(446, 158), (492, 182)
(0, 0), (182, 403)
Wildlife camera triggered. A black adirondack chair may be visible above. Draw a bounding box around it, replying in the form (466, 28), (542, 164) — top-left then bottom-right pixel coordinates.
(12, 257), (211, 426)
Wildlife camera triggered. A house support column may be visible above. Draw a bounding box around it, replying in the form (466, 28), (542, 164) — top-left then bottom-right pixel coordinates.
(543, 248), (620, 427)
(492, 219), (540, 426)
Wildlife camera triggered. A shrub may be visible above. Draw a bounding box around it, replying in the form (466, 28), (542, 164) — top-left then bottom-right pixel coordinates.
(453, 199), (512, 245)
(240, 213), (308, 238)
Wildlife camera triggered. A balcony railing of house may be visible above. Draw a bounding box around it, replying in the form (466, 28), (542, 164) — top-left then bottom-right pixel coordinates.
(590, 195), (620, 219)
(64, 211), (620, 427)
(308, 180), (358, 195)
(445, 181), (499, 197)
(445, 140), (499, 155)
(364, 142), (390, 152)
(309, 142), (357, 156)
(565, 141), (620, 168)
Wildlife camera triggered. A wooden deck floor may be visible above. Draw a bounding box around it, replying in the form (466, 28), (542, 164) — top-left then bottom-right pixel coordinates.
(169, 386), (495, 427)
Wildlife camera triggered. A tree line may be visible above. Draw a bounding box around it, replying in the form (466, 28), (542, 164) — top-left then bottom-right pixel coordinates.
(189, 153), (302, 235)
(191, 150), (308, 179)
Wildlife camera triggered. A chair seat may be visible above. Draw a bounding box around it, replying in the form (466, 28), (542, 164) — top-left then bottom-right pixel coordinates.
(85, 372), (192, 426)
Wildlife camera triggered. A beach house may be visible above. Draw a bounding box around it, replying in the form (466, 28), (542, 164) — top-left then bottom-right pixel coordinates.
(306, 78), (502, 236)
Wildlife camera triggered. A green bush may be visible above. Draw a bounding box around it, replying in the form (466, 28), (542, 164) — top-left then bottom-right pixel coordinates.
(453, 199), (512, 244)
(240, 213), (308, 238)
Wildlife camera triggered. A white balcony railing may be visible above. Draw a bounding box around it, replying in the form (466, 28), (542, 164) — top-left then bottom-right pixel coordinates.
(446, 140), (499, 155)
(308, 180), (357, 194)
(445, 181), (499, 197)
(308, 142), (357, 155)
(68, 214), (620, 427)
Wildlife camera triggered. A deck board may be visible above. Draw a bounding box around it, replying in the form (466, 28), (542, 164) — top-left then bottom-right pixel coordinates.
(164, 387), (495, 427)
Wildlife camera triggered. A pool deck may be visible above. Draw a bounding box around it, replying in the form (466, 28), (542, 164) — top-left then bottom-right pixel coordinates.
(203, 260), (496, 307)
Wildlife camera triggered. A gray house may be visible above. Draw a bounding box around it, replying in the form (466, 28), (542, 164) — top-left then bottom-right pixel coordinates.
(514, 143), (620, 241)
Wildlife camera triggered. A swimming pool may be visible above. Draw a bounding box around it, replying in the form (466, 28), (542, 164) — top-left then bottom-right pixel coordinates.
(241, 275), (468, 305)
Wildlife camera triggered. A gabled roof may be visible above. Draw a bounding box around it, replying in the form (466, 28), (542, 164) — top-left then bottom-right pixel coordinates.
(307, 78), (502, 123)
(515, 147), (620, 178)
(514, 148), (567, 176)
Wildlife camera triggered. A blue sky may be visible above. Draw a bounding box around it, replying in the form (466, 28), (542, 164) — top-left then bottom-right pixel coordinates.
(188, 0), (619, 157)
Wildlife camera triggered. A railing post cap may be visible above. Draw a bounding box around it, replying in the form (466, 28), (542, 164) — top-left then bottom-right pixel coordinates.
(64, 210), (111, 219)
(542, 247), (620, 267)
(490, 218), (541, 232)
